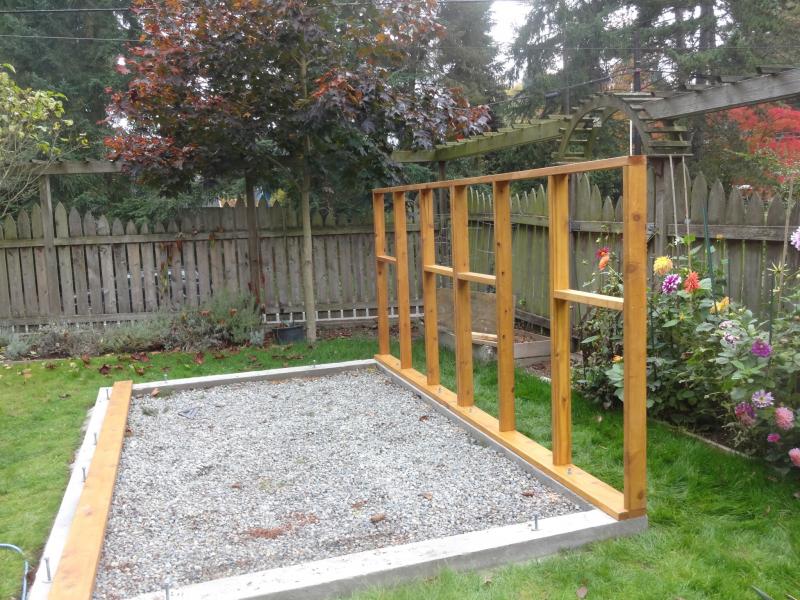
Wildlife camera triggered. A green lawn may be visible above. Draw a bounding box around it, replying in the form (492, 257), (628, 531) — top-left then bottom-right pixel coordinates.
(1, 337), (798, 600)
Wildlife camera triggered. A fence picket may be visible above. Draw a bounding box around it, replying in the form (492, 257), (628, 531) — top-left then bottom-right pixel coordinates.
(139, 223), (159, 311)
(17, 210), (39, 316)
(126, 221), (144, 313)
(112, 219), (131, 313)
(0, 224), (10, 319)
(55, 204), (76, 316)
(68, 208), (89, 315)
(83, 212), (103, 314)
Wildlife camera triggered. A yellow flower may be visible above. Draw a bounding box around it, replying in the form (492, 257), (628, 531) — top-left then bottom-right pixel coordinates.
(612, 355), (623, 363)
(711, 296), (730, 314)
(653, 256), (673, 276)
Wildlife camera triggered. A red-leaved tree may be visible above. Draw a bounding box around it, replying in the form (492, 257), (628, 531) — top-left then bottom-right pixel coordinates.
(105, 0), (490, 340)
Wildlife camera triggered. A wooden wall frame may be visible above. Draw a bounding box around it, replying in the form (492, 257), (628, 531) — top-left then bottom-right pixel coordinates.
(372, 155), (648, 520)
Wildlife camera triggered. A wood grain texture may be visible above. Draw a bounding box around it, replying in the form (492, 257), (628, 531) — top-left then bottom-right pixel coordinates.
(49, 380), (133, 600)
(548, 174), (572, 466)
(373, 193), (390, 355)
(419, 189), (440, 386)
(622, 162), (648, 515)
(493, 181), (516, 432)
(374, 355), (633, 520)
(393, 192), (413, 369)
(450, 184), (474, 407)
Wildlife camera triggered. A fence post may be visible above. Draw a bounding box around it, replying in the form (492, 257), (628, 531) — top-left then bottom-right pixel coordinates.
(38, 175), (61, 315)
(493, 180), (515, 432)
(623, 158), (648, 516)
(450, 184), (474, 407)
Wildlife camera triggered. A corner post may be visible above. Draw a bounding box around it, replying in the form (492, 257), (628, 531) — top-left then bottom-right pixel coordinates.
(623, 157), (648, 516)
(373, 192), (390, 356)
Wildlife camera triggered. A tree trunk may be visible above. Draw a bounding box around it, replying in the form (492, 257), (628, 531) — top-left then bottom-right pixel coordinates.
(300, 152), (317, 341)
(245, 173), (263, 306)
(299, 53), (317, 342)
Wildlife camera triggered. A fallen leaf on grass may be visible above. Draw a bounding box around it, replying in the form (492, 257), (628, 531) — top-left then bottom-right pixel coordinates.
(98, 364), (111, 376)
(194, 352), (205, 365)
(576, 586), (588, 599)
(134, 366), (147, 376)
(58, 393), (70, 399)
(370, 513), (386, 524)
(81, 354), (91, 366)
(248, 355), (258, 363)
(43, 362), (57, 370)
(213, 352), (226, 360)
(113, 364), (124, 370)
(793, 491), (800, 499)
(21, 368), (32, 381)
(130, 352), (149, 362)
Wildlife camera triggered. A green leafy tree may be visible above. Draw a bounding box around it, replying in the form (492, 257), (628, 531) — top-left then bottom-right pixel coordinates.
(106, 0), (489, 341)
(435, 1), (504, 106)
(0, 64), (87, 218)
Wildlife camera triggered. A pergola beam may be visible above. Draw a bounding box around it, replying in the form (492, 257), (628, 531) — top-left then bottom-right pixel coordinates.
(391, 119), (565, 163)
(643, 68), (800, 120)
(35, 160), (123, 175)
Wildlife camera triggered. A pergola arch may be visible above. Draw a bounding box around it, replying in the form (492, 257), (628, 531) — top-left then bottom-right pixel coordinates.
(556, 93), (691, 161)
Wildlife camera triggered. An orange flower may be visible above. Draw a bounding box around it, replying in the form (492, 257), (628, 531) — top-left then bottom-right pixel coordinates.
(683, 271), (700, 293)
(599, 254), (610, 270)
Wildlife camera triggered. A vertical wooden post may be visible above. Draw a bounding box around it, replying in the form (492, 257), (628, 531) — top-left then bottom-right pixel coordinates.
(623, 158), (648, 515)
(245, 175), (263, 305)
(419, 189), (440, 385)
(38, 175), (61, 315)
(493, 180), (515, 432)
(393, 191), (413, 369)
(450, 184), (474, 407)
(548, 173), (572, 465)
(373, 192), (390, 356)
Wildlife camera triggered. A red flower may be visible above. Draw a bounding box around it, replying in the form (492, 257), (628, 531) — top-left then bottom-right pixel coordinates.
(683, 271), (700, 293)
(595, 247), (610, 259)
(598, 254), (610, 270)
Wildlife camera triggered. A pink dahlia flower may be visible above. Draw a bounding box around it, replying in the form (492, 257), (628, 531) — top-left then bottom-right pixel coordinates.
(789, 448), (800, 468)
(775, 406), (795, 431)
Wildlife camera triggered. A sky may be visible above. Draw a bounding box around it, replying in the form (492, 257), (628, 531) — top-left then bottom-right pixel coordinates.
(490, 0), (531, 69)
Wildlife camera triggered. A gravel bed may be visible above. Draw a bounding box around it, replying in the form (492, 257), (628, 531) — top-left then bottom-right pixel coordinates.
(94, 368), (582, 599)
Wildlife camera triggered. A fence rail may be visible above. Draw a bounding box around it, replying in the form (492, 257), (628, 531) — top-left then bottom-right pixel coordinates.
(467, 164), (799, 322)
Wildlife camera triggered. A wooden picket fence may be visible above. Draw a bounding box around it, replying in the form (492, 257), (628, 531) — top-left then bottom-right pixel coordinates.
(466, 166), (799, 324)
(0, 201), (423, 331)
(1, 166), (797, 332)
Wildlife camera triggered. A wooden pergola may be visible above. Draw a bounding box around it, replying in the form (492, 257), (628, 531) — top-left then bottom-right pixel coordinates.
(392, 66), (800, 165)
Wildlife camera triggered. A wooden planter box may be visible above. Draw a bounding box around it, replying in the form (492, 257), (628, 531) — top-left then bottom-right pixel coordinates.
(435, 288), (550, 366)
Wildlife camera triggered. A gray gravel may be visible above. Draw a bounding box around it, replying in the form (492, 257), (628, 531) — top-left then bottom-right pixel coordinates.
(94, 368), (581, 599)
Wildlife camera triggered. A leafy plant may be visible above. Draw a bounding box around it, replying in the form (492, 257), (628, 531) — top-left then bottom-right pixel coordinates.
(2, 335), (31, 360)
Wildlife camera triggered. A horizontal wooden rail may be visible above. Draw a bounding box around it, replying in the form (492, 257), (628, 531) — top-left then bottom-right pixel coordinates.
(456, 271), (497, 286)
(423, 264), (454, 277)
(376, 254), (397, 264)
(374, 355), (634, 519)
(49, 380), (133, 600)
(553, 289), (624, 310)
(0, 224), (419, 250)
(374, 156), (643, 193)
